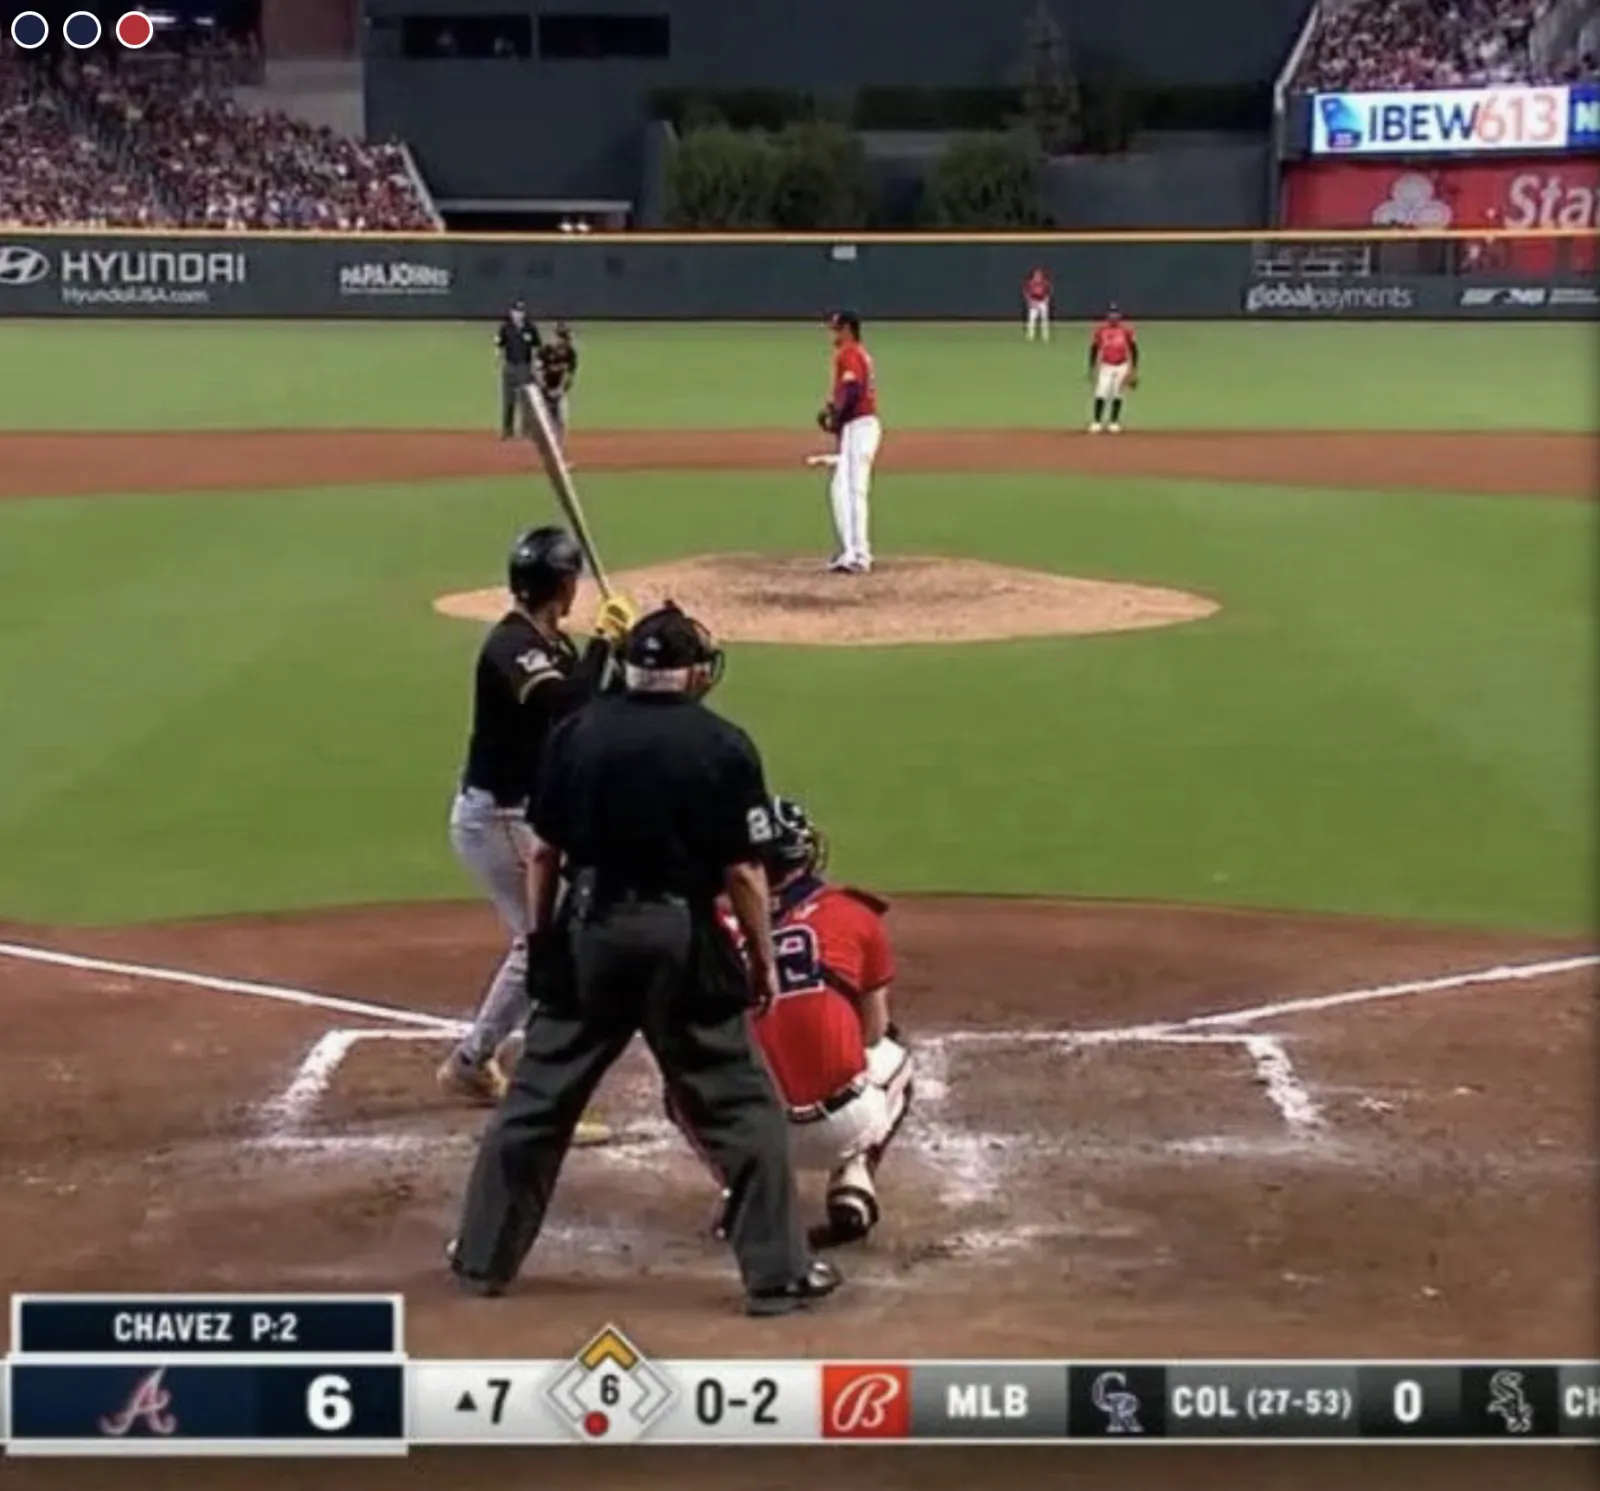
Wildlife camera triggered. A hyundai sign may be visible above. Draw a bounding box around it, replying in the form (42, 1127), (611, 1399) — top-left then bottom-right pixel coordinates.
(1311, 83), (1600, 156)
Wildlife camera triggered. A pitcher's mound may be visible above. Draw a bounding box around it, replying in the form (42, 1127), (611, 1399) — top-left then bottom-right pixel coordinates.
(436, 555), (1218, 646)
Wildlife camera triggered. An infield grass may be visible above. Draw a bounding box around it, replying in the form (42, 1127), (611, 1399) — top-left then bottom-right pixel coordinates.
(0, 470), (1590, 931)
(0, 319), (1595, 432)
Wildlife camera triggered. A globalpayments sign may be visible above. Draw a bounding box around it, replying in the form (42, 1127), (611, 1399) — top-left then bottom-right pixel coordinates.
(1312, 83), (1600, 156)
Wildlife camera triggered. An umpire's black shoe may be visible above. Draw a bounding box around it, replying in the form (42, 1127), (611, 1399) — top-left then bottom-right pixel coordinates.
(745, 1259), (842, 1317)
(446, 1237), (509, 1298)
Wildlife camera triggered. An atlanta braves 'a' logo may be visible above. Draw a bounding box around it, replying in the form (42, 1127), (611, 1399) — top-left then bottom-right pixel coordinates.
(99, 1367), (179, 1437)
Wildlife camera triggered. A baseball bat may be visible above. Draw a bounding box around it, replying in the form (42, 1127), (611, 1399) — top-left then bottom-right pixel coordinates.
(519, 382), (613, 601)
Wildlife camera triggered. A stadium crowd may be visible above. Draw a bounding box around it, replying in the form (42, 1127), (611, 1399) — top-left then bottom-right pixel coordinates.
(1295, 0), (1592, 90)
(0, 59), (437, 232)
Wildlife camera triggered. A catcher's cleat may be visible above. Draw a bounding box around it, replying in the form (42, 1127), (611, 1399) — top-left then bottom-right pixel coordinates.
(810, 1185), (878, 1249)
(436, 1052), (508, 1106)
(745, 1259), (843, 1317)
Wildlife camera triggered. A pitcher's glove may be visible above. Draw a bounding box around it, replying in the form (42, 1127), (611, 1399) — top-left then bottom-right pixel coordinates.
(1124, 370), (1139, 390)
(816, 404), (838, 434)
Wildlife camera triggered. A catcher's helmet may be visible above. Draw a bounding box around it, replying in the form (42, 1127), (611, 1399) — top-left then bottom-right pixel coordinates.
(763, 797), (829, 880)
(507, 525), (583, 607)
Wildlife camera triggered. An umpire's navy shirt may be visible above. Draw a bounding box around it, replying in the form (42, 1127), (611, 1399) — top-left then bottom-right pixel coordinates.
(534, 695), (771, 901)
(497, 317), (539, 370)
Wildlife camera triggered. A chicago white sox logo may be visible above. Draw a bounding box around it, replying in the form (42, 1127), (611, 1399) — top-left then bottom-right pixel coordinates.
(99, 1367), (179, 1436)
(827, 1372), (902, 1434)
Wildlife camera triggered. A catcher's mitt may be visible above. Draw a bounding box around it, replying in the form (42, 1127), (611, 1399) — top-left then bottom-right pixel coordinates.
(816, 405), (837, 434)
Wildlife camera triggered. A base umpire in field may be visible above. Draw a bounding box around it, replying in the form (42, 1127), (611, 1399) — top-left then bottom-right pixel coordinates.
(496, 300), (540, 439)
(449, 604), (840, 1316)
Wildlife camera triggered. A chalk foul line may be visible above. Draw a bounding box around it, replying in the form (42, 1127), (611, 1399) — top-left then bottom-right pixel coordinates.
(0, 939), (466, 1034)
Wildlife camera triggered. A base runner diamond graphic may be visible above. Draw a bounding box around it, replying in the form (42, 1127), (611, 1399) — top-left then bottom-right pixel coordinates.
(542, 1326), (677, 1443)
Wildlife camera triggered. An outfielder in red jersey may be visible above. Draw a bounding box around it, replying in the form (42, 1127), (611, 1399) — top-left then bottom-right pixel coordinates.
(1024, 266), (1052, 342)
(1088, 303), (1139, 432)
(692, 797), (913, 1249)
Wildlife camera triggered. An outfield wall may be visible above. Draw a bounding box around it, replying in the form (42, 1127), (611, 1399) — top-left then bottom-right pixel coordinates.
(0, 233), (1594, 320)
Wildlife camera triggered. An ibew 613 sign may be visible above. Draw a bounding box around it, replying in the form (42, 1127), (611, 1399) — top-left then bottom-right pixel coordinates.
(1312, 86), (1577, 156)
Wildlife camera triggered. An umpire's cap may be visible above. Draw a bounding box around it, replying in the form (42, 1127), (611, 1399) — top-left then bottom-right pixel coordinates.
(621, 602), (725, 695)
(508, 525), (583, 607)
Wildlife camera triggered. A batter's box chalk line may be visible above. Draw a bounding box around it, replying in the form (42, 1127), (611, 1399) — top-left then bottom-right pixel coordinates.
(3, 938), (1591, 1171)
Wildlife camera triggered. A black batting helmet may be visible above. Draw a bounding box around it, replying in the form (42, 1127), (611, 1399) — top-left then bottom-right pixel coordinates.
(762, 797), (829, 880)
(507, 525), (583, 606)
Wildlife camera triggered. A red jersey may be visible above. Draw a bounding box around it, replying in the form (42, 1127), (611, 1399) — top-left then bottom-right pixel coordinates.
(754, 881), (895, 1108)
(1091, 319), (1136, 365)
(1025, 269), (1051, 303)
(831, 341), (878, 422)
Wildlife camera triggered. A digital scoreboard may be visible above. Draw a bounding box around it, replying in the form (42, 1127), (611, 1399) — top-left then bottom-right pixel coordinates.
(3, 1296), (1597, 1452)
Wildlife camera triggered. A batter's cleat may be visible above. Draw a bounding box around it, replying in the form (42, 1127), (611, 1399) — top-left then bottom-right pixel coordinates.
(744, 1259), (843, 1317)
(436, 1051), (508, 1106)
(572, 1112), (613, 1147)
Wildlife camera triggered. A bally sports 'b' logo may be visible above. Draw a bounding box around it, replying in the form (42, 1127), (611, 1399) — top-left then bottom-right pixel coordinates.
(822, 1366), (910, 1438)
(99, 1367), (179, 1437)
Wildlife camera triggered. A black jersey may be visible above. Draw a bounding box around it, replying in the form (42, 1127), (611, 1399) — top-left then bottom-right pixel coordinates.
(532, 693), (773, 902)
(536, 339), (578, 396)
(460, 610), (608, 807)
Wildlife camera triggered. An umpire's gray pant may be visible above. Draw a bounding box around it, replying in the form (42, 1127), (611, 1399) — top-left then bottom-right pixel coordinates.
(500, 367), (532, 436)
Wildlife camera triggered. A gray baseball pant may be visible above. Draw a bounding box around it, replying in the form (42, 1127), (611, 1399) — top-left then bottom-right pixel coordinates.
(448, 787), (533, 1065)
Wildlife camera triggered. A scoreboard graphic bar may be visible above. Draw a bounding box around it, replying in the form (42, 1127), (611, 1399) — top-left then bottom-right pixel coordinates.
(3, 1300), (1598, 1452)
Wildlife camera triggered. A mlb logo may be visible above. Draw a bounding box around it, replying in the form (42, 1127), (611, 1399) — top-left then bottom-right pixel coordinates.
(1319, 96), (1364, 150)
(821, 1365), (911, 1439)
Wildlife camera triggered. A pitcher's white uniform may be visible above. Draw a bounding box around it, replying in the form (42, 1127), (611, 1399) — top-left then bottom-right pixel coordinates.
(824, 314), (881, 574)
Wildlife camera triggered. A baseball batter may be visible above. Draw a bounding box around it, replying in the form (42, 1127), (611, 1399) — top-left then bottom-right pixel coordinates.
(681, 798), (912, 1249)
(439, 527), (634, 1120)
(1024, 266), (1052, 341)
(816, 310), (881, 575)
(1088, 304), (1139, 432)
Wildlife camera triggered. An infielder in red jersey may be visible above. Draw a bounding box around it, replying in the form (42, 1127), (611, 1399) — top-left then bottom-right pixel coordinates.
(815, 310), (882, 575)
(687, 798), (913, 1249)
(1088, 303), (1139, 433)
(1024, 266), (1052, 342)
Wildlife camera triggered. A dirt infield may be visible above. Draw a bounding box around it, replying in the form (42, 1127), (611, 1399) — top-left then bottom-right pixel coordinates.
(0, 428), (1592, 499)
(2, 897), (1593, 1362)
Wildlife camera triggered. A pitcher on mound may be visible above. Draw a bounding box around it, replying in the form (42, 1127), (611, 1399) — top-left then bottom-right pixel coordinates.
(817, 311), (881, 574)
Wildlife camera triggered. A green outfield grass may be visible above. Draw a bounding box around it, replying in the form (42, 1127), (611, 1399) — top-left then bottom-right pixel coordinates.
(0, 468), (1592, 931)
(0, 319), (1596, 431)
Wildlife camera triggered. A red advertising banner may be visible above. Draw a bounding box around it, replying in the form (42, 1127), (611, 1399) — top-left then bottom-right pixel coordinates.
(1282, 159), (1598, 272)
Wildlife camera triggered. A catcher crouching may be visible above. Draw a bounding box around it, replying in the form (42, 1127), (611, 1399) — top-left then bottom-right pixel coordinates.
(671, 797), (912, 1249)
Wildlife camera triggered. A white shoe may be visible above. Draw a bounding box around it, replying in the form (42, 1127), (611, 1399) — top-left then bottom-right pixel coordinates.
(826, 555), (853, 573)
(1108, 423), (1122, 433)
(1088, 422), (1103, 433)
